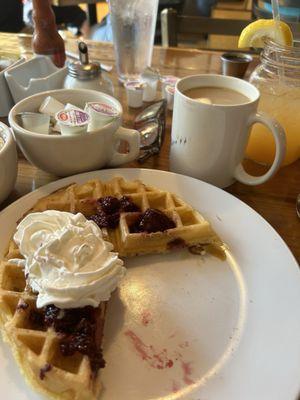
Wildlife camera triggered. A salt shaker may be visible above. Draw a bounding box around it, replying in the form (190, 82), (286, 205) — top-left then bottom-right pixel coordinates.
(125, 80), (146, 108)
(64, 42), (114, 95)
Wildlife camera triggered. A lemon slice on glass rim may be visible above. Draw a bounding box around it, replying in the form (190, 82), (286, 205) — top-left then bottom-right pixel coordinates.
(238, 19), (293, 48)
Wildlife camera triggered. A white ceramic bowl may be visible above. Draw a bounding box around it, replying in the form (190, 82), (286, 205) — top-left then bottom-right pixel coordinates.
(9, 89), (136, 177)
(0, 122), (18, 204)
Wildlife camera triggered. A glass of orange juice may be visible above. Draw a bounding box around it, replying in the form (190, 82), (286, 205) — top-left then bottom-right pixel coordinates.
(247, 39), (300, 166)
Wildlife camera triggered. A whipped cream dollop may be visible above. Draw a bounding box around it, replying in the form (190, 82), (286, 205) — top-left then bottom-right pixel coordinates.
(11, 210), (125, 309)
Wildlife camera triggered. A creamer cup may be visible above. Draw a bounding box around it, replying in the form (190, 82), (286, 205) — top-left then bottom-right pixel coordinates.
(55, 108), (90, 136)
(39, 96), (64, 119)
(19, 112), (50, 134)
(165, 85), (175, 110)
(161, 75), (178, 98)
(143, 77), (158, 102)
(142, 68), (159, 102)
(124, 80), (146, 108)
(85, 102), (119, 131)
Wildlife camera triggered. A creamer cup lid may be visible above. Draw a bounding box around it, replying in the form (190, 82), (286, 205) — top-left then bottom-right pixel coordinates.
(56, 109), (90, 126)
(165, 85), (175, 95)
(87, 102), (119, 117)
(160, 75), (178, 85)
(141, 67), (160, 80)
(124, 80), (146, 91)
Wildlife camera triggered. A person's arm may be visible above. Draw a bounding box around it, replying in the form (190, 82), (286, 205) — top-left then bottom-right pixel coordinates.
(32, 0), (65, 67)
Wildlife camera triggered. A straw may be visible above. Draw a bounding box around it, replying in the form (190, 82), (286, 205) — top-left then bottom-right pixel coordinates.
(271, 0), (281, 43)
(271, 0), (280, 21)
(271, 0), (284, 81)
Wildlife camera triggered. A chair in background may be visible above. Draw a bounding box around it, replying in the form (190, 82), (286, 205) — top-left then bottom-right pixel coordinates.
(161, 7), (251, 48)
(156, 0), (184, 43)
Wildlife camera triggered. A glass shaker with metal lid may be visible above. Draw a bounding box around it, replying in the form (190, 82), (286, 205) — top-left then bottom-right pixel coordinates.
(64, 42), (114, 95)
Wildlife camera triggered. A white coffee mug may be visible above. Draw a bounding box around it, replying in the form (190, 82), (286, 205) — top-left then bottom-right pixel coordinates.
(170, 74), (286, 188)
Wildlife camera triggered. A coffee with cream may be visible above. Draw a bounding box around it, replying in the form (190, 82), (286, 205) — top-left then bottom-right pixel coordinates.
(183, 86), (250, 105)
(171, 74), (285, 188)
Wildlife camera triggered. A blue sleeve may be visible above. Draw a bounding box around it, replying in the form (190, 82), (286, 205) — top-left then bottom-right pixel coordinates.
(91, 15), (113, 42)
(196, 0), (218, 17)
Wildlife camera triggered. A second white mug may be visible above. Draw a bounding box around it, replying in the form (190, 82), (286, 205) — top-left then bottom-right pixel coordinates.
(170, 74), (286, 188)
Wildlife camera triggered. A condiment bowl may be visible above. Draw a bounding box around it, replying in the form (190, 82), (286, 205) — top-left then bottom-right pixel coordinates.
(0, 122), (18, 204)
(9, 89), (140, 176)
(4, 56), (67, 103)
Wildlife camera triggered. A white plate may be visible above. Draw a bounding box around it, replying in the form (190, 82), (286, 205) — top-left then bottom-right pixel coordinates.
(0, 168), (299, 400)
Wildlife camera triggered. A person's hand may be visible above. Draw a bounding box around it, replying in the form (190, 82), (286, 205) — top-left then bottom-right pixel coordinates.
(47, 29), (66, 68)
(32, 0), (66, 68)
(33, 28), (66, 68)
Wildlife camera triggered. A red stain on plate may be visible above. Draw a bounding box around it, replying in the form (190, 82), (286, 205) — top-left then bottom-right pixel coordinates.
(172, 380), (180, 393)
(125, 330), (174, 370)
(124, 330), (150, 361)
(141, 310), (152, 326)
(181, 361), (195, 385)
(125, 330), (195, 387)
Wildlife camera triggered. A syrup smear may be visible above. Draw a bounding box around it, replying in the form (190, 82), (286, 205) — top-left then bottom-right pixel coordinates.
(124, 330), (194, 388)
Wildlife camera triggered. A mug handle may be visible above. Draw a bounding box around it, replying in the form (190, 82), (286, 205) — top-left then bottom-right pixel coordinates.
(108, 126), (140, 167)
(234, 112), (286, 185)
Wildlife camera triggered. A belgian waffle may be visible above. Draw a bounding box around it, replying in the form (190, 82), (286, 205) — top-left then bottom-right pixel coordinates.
(0, 176), (224, 400)
(26, 176), (223, 257)
(0, 259), (106, 400)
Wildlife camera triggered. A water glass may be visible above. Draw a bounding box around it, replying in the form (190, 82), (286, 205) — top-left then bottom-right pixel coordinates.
(109, 0), (159, 82)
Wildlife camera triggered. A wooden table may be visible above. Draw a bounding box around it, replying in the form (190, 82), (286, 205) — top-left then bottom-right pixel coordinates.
(0, 34), (299, 263)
